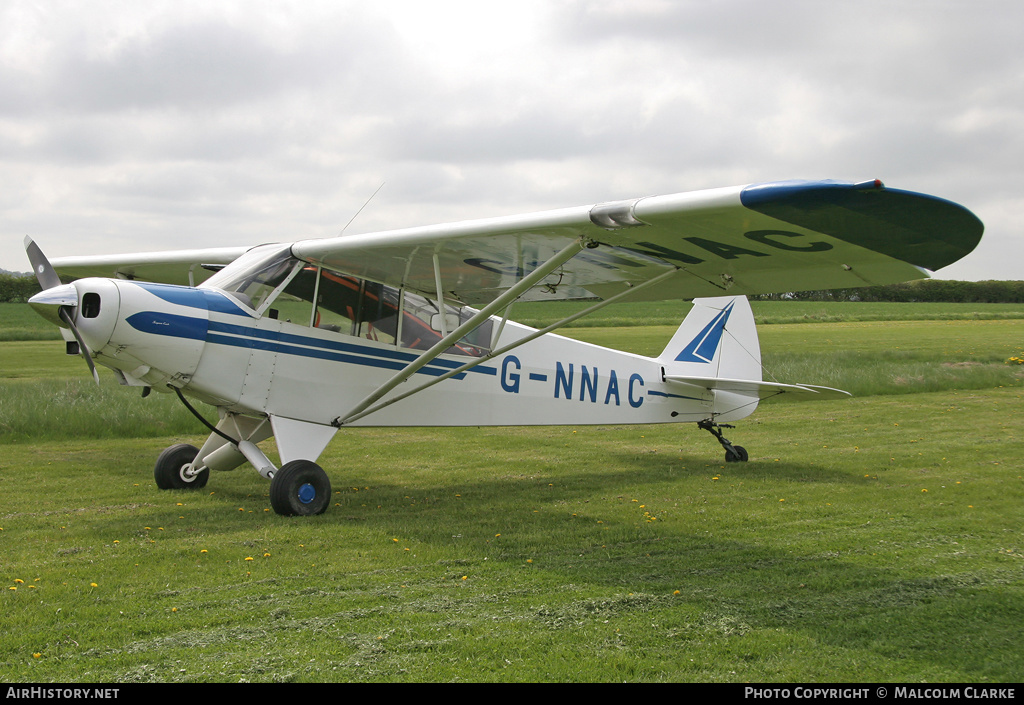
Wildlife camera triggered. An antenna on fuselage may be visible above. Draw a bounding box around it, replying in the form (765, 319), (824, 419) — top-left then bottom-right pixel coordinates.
(339, 182), (386, 237)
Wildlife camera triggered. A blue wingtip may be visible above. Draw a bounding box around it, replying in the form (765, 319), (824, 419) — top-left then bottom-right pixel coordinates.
(739, 179), (983, 272)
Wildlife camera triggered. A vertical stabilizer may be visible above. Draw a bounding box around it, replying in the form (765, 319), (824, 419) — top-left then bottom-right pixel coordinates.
(658, 296), (763, 420)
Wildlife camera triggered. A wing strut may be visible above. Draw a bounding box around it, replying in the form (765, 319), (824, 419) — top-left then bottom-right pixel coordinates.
(333, 238), (590, 426)
(336, 266), (680, 425)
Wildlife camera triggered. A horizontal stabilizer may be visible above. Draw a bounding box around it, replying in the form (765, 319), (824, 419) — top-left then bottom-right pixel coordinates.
(665, 375), (851, 400)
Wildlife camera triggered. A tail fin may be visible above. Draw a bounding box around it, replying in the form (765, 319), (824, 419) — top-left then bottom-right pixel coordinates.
(659, 296), (762, 381)
(658, 296), (762, 421)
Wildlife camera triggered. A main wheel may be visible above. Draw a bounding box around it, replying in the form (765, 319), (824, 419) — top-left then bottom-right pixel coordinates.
(154, 443), (209, 489)
(270, 460), (331, 516)
(725, 445), (749, 463)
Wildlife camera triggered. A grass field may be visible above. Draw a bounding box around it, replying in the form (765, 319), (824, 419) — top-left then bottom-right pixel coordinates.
(1, 302), (1022, 683)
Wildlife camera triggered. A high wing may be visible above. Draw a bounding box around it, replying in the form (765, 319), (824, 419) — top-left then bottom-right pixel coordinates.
(51, 246), (248, 287)
(51, 179), (983, 303)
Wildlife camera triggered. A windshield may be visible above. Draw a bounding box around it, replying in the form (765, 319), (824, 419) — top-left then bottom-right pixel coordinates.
(201, 244), (298, 312)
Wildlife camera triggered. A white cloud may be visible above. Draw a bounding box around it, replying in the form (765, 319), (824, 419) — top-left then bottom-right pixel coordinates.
(0, 0), (1019, 281)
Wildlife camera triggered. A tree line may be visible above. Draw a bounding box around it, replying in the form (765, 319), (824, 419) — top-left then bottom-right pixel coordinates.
(752, 279), (1024, 303)
(2, 271), (1023, 304)
(0, 273), (40, 303)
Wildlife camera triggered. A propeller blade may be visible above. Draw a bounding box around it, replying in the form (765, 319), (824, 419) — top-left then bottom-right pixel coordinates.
(60, 307), (100, 385)
(24, 237), (100, 385)
(24, 236), (62, 291)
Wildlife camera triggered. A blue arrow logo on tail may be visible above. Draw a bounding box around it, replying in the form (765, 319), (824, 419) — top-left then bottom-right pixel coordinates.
(674, 302), (735, 363)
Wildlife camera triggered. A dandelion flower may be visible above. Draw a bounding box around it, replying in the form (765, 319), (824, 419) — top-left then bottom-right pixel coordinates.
(90, 583), (98, 587)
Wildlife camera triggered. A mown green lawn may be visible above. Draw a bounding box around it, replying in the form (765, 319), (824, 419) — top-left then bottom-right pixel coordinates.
(1, 302), (1022, 682)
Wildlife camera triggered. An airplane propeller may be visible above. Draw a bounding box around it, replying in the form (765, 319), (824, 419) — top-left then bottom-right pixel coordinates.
(24, 236), (100, 384)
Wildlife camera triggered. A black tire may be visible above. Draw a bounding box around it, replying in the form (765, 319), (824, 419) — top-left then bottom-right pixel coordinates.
(270, 460), (331, 516)
(154, 443), (209, 489)
(725, 445), (749, 463)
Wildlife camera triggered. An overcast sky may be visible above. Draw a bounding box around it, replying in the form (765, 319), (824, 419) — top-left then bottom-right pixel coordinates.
(1, 0), (1020, 280)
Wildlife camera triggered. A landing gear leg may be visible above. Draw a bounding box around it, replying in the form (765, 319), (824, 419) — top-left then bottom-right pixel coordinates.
(698, 419), (749, 463)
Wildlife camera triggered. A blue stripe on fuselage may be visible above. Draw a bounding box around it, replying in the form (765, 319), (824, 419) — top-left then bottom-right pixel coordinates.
(126, 311), (208, 340)
(126, 309), (496, 379)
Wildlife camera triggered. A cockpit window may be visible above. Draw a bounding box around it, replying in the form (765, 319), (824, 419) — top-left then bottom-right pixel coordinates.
(401, 291), (493, 357)
(204, 250), (492, 357)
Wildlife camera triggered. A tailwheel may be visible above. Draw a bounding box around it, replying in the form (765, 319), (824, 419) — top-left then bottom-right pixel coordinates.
(154, 443), (210, 489)
(698, 419), (750, 463)
(270, 460), (331, 516)
(725, 445), (749, 463)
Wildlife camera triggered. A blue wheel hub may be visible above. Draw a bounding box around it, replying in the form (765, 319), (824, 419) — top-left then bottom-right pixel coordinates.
(297, 483), (317, 505)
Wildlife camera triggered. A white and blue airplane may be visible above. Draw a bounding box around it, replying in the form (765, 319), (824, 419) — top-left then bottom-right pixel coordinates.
(25, 179), (983, 516)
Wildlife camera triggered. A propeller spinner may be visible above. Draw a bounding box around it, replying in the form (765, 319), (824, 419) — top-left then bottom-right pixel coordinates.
(24, 237), (100, 384)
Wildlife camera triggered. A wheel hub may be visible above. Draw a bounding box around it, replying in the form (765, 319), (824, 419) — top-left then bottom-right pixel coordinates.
(297, 483), (317, 504)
